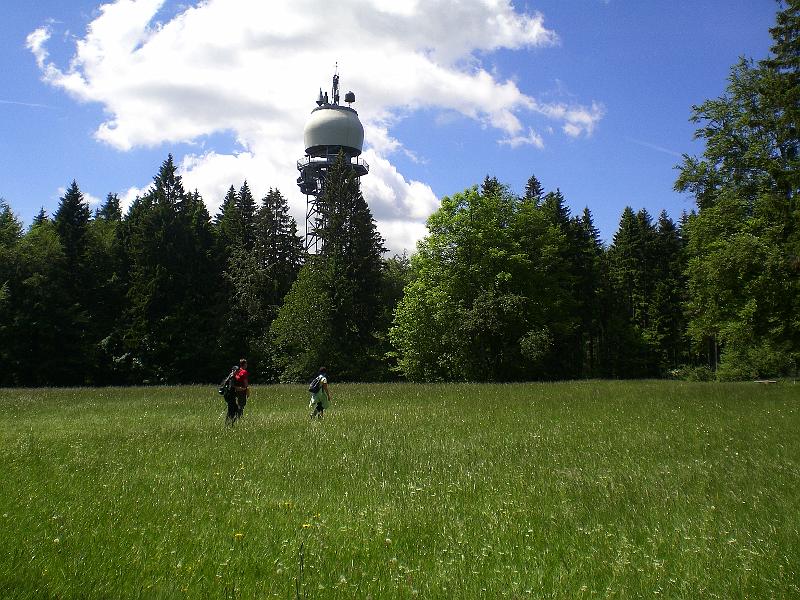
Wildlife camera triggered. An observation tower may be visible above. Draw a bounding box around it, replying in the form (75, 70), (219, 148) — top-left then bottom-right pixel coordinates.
(297, 71), (368, 252)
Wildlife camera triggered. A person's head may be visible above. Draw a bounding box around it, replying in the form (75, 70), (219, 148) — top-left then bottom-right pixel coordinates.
(319, 366), (327, 375)
(240, 358), (248, 369)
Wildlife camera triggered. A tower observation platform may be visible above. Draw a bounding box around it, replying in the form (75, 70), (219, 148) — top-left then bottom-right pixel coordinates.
(297, 71), (369, 252)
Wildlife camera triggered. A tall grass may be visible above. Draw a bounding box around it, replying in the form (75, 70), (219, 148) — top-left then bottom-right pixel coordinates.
(1, 381), (798, 598)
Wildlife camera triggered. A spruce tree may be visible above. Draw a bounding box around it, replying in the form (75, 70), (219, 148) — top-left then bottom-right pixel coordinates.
(0, 201), (22, 384)
(215, 186), (241, 259)
(96, 193), (122, 221)
(54, 181), (91, 275)
(32, 207), (49, 227)
(523, 174), (545, 204)
(605, 207), (657, 376)
(572, 207), (605, 376)
(10, 219), (85, 384)
(50, 181), (93, 381)
(238, 181), (257, 252)
(273, 153), (387, 381)
(255, 188), (304, 321)
(124, 155), (217, 382)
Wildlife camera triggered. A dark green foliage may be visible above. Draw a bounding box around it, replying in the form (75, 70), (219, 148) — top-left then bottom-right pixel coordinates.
(391, 180), (575, 381)
(214, 186), (240, 265)
(54, 181), (91, 272)
(216, 184), (303, 382)
(270, 260), (334, 381)
(273, 153), (388, 382)
(122, 156), (218, 382)
(604, 207), (688, 377)
(249, 188), (304, 380)
(523, 174), (545, 204)
(570, 208), (606, 377)
(46, 182), (95, 382)
(390, 178), (689, 382)
(0, 201), (22, 384)
(5, 220), (87, 384)
(237, 181), (257, 252)
(84, 198), (127, 384)
(1, 157), (307, 385)
(675, 0), (799, 378)
(0, 200), (22, 248)
(31, 207), (48, 227)
(96, 193), (122, 221)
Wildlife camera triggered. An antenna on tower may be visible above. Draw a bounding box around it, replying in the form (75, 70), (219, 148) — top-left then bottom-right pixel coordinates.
(332, 63), (340, 106)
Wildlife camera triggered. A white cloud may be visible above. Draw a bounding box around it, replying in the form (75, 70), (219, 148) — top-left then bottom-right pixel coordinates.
(360, 150), (439, 222)
(561, 102), (605, 138)
(29, 0), (603, 253)
(377, 220), (430, 256)
(120, 185), (145, 215)
(499, 128), (545, 149)
(26, 27), (51, 69)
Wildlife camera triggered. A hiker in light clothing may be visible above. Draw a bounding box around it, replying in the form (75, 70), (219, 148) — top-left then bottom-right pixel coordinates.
(309, 367), (331, 419)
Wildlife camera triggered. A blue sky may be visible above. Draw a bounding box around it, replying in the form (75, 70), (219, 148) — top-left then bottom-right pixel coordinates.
(0, 1), (779, 253)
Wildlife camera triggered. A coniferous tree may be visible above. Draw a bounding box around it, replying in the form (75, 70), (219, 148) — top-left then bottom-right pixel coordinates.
(535, 189), (581, 378)
(318, 153), (387, 379)
(0, 201), (23, 384)
(11, 219), (83, 384)
(215, 186), (240, 261)
(96, 193), (122, 221)
(238, 181), (257, 252)
(273, 153), (387, 381)
(249, 188), (304, 380)
(523, 174), (545, 204)
(215, 182), (260, 373)
(573, 207), (606, 376)
(0, 200), (22, 248)
(85, 192), (127, 383)
(213, 185), (244, 363)
(51, 181), (93, 381)
(257, 188), (304, 301)
(123, 155), (217, 382)
(649, 211), (688, 371)
(32, 207), (49, 227)
(605, 207), (655, 376)
(54, 181), (92, 274)
(177, 189), (218, 380)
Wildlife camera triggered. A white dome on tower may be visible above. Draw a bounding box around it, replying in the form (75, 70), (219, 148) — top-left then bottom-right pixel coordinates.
(297, 70), (369, 252)
(303, 105), (364, 158)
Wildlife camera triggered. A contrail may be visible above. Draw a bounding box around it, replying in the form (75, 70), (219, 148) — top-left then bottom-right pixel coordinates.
(625, 137), (682, 158)
(0, 99), (54, 109)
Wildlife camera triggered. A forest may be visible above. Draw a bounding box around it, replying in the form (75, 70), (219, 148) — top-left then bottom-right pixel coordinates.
(0, 2), (797, 386)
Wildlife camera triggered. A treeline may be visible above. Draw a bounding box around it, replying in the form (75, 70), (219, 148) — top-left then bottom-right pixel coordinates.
(390, 178), (691, 381)
(1, 162), (691, 385)
(1, 1), (796, 385)
(0, 154), (403, 386)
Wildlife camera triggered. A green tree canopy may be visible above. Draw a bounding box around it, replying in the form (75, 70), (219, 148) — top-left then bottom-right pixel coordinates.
(273, 153), (387, 381)
(675, 0), (799, 378)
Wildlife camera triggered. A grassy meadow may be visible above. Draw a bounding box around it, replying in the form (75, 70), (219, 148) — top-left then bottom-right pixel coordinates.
(0, 381), (798, 598)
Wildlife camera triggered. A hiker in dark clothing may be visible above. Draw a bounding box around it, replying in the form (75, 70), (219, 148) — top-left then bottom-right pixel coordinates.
(309, 367), (331, 419)
(223, 358), (249, 425)
(232, 358), (249, 421)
